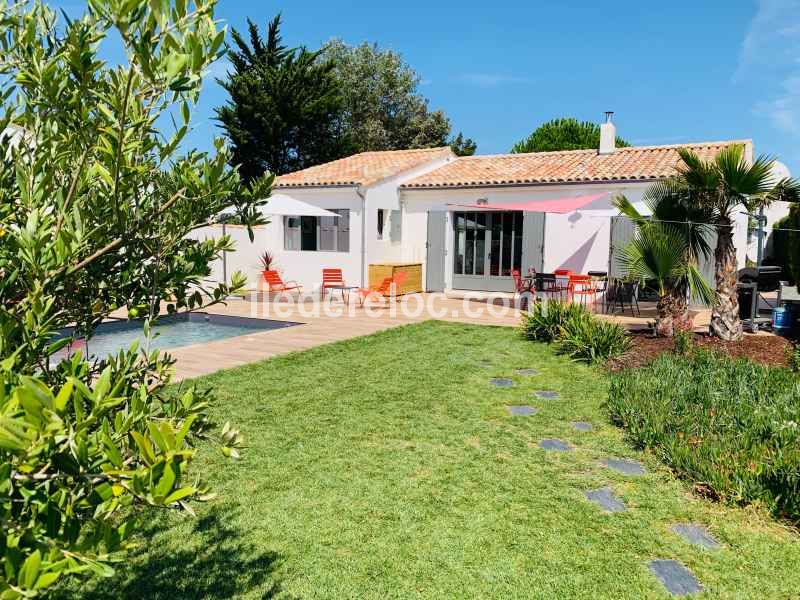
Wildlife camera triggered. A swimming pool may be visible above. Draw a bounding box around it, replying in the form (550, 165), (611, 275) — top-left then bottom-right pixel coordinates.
(57, 312), (300, 360)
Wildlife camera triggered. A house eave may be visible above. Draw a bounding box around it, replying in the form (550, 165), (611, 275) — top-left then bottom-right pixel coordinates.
(399, 177), (666, 192)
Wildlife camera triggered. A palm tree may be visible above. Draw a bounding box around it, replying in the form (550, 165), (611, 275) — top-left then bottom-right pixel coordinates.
(673, 145), (799, 340)
(613, 195), (713, 337)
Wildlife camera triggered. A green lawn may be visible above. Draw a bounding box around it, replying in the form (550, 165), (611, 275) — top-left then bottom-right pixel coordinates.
(67, 322), (800, 599)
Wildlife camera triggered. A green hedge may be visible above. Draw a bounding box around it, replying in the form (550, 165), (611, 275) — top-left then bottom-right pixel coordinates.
(608, 350), (800, 521)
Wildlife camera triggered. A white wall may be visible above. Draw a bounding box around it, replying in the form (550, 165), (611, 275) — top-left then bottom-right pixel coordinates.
(192, 187), (364, 292)
(362, 152), (455, 277)
(192, 151), (455, 293)
(401, 182), (652, 289)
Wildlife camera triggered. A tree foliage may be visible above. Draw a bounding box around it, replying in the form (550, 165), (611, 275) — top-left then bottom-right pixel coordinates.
(771, 207), (800, 284)
(449, 132), (477, 157)
(0, 0), (271, 595)
(671, 146), (800, 340)
(215, 14), (352, 178)
(322, 39), (474, 154)
(511, 117), (630, 153)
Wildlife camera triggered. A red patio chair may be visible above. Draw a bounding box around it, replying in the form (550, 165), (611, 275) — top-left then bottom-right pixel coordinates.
(358, 271), (408, 306)
(262, 270), (302, 294)
(568, 274), (597, 308)
(321, 268), (345, 299)
(511, 269), (535, 310)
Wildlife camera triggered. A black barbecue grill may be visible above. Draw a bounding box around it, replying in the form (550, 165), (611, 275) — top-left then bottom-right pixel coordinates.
(737, 266), (782, 331)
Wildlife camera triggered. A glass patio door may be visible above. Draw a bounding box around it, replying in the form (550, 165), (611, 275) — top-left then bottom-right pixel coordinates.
(453, 211), (523, 291)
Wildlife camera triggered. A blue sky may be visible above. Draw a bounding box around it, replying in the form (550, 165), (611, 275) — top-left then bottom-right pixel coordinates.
(54, 0), (800, 174)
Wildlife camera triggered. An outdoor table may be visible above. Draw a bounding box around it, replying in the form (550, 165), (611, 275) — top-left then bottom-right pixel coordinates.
(324, 285), (359, 305)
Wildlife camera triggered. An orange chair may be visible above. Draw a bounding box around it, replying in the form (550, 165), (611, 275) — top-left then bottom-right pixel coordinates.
(262, 270), (302, 294)
(511, 269), (533, 294)
(358, 272), (408, 306)
(321, 268), (345, 299)
(568, 274), (597, 308)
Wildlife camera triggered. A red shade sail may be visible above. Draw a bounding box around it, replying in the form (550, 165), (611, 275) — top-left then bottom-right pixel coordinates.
(447, 192), (609, 214)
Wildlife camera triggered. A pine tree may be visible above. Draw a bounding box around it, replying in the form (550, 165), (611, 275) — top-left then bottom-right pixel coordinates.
(511, 117), (630, 153)
(216, 15), (352, 178)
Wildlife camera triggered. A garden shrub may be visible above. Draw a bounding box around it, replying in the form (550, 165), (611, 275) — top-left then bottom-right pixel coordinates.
(519, 300), (589, 342)
(558, 313), (631, 364)
(520, 301), (631, 365)
(607, 350), (800, 521)
(673, 329), (694, 356)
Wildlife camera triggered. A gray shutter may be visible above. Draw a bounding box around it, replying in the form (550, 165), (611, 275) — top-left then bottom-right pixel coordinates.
(426, 211), (447, 291)
(319, 216), (336, 251)
(609, 216), (637, 278)
(284, 216), (301, 250)
(521, 212), (545, 272)
(336, 209), (350, 252)
(390, 210), (402, 243)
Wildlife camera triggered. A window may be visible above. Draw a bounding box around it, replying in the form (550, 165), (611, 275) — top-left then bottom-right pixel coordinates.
(454, 211), (522, 277)
(377, 209), (386, 239)
(284, 209), (350, 252)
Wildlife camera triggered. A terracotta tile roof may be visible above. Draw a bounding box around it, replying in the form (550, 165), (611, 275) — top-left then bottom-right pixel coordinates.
(275, 147), (454, 188)
(399, 140), (753, 189)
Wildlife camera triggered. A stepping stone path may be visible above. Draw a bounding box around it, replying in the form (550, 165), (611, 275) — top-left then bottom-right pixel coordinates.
(584, 487), (626, 512)
(507, 406), (537, 416)
(514, 368), (539, 376)
(648, 560), (703, 596)
(538, 438), (572, 452)
(671, 524), (721, 550)
(602, 458), (647, 476)
(498, 379), (709, 597)
(490, 378), (514, 388)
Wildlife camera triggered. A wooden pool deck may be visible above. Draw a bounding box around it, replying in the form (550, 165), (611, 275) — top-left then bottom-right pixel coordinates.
(167, 293), (693, 381)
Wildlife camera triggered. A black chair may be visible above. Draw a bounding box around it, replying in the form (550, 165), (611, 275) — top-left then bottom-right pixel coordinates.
(535, 273), (561, 301)
(606, 279), (640, 317)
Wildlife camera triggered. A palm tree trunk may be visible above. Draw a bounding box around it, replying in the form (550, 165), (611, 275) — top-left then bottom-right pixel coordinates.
(710, 217), (743, 341)
(655, 293), (677, 337)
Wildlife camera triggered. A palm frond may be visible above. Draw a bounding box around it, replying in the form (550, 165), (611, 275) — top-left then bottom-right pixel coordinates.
(716, 147), (775, 200)
(676, 147), (719, 192)
(617, 225), (687, 296)
(685, 262), (715, 306)
(764, 177), (800, 205)
(612, 194), (647, 225)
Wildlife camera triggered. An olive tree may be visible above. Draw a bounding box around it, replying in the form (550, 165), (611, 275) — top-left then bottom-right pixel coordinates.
(0, 0), (271, 596)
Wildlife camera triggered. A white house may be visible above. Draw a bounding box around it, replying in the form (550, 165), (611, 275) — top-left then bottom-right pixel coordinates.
(197, 116), (767, 295)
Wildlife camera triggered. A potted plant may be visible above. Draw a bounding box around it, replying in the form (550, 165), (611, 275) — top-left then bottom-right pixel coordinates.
(259, 250), (276, 274)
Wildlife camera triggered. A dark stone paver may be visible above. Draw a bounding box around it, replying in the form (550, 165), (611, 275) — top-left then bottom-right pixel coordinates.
(490, 378), (514, 388)
(584, 487), (626, 512)
(538, 438), (572, 452)
(534, 390), (559, 399)
(514, 368), (539, 376)
(648, 560), (703, 596)
(670, 524), (721, 550)
(572, 421), (593, 432)
(602, 458), (647, 476)
(507, 405), (538, 416)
